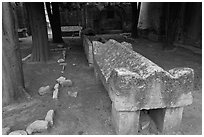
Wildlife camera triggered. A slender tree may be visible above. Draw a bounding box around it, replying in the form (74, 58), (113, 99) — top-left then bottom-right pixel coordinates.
(163, 2), (182, 50)
(131, 2), (141, 38)
(46, 2), (63, 43)
(25, 2), (49, 62)
(2, 2), (26, 106)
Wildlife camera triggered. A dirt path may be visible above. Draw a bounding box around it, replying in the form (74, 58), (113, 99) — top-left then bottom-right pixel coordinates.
(2, 35), (202, 135)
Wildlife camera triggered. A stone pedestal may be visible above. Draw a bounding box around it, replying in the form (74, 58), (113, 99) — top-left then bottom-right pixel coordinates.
(149, 107), (184, 134)
(112, 103), (140, 135)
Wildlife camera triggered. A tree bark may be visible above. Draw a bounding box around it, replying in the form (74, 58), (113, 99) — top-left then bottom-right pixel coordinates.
(26, 2), (49, 62)
(23, 2), (31, 35)
(163, 2), (182, 50)
(2, 2), (25, 106)
(46, 2), (63, 43)
(131, 2), (141, 38)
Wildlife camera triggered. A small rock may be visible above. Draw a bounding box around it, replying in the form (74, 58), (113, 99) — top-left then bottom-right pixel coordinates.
(73, 63), (76, 66)
(59, 62), (67, 66)
(68, 91), (77, 97)
(54, 83), (59, 90)
(38, 85), (50, 95)
(9, 130), (27, 135)
(2, 127), (11, 135)
(56, 76), (66, 84)
(57, 59), (65, 63)
(26, 120), (48, 135)
(141, 121), (150, 130)
(45, 110), (55, 126)
(61, 79), (72, 87)
(53, 88), (59, 99)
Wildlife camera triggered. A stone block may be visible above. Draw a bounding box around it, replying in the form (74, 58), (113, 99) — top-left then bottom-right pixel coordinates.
(2, 127), (11, 135)
(38, 85), (50, 96)
(53, 88), (59, 99)
(45, 110), (55, 126)
(54, 83), (59, 90)
(9, 130), (27, 135)
(26, 120), (48, 135)
(61, 79), (72, 87)
(83, 35), (93, 65)
(111, 103), (140, 135)
(148, 107), (184, 134)
(56, 76), (66, 84)
(109, 67), (193, 111)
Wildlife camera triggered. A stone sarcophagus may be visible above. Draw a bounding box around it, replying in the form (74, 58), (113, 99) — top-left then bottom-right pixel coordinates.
(92, 39), (194, 134)
(82, 35), (132, 67)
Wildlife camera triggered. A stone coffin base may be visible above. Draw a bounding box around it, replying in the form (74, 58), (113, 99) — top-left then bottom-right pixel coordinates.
(111, 102), (183, 135)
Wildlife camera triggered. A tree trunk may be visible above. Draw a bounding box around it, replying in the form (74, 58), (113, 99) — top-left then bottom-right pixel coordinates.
(46, 2), (63, 43)
(2, 2), (25, 106)
(23, 2), (31, 35)
(131, 2), (141, 38)
(26, 2), (49, 62)
(163, 2), (182, 50)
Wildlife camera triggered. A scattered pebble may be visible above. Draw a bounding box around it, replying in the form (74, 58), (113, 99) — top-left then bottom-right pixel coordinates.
(61, 79), (72, 87)
(45, 110), (55, 127)
(9, 130), (27, 135)
(53, 89), (59, 99)
(38, 85), (50, 96)
(56, 76), (66, 84)
(68, 91), (78, 97)
(59, 63), (67, 66)
(141, 121), (150, 130)
(73, 63), (76, 66)
(54, 83), (59, 90)
(57, 59), (65, 63)
(26, 120), (48, 135)
(2, 127), (11, 135)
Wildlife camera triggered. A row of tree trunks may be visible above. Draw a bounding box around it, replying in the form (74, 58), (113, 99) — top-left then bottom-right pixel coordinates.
(25, 2), (49, 62)
(46, 2), (63, 43)
(2, 2), (26, 106)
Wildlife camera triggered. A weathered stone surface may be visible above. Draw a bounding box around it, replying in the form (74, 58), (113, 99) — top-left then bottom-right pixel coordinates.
(26, 120), (48, 134)
(53, 88), (59, 99)
(121, 41), (133, 50)
(2, 127), (11, 135)
(111, 103), (140, 135)
(61, 79), (72, 87)
(38, 85), (50, 95)
(45, 110), (55, 126)
(54, 83), (59, 90)
(83, 35), (133, 66)
(9, 130), (27, 135)
(57, 58), (65, 63)
(56, 76), (66, 84)
(93, 39), (194, 111)
(149, 107), (184, 134)
(82, 35), (93, 65)
(68, 91), (78, 97)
